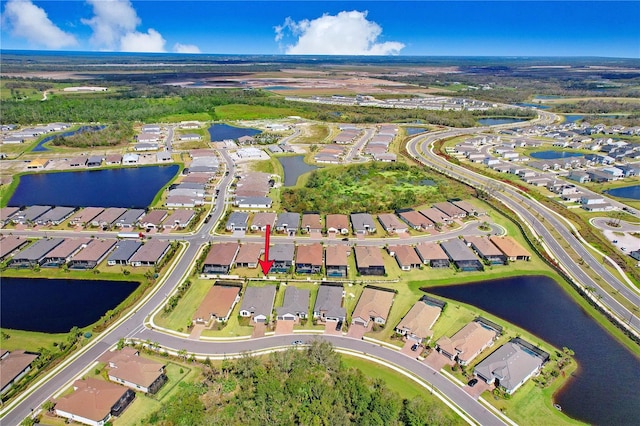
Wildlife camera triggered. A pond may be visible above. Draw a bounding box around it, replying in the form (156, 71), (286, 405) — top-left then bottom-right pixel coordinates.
(208, 123), (261, 141)
(277, 155), (317, 186)
(0, 277), (139, 333)
(32, 126), (106, 152)
(404, 127), (428, 135)
(478, 118), (528, 126)
(606, 184), (640, 200)
(529, 151), (584, 160)
(515, 103), (551, 110)
(8, 165), (179, 208)
(425, 276), (640, 425)
(563, 115), (584, 123)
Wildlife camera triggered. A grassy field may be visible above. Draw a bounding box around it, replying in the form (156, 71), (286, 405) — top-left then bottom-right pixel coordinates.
(294, 123), (330, 144)
(157, 112), (212, 122)
(214, 104), (301, 120)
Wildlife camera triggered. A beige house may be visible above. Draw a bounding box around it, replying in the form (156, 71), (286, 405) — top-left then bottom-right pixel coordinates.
(435, 321), (497, 365)
(395, 301), (442, 343)
(351, 287), (395, 327)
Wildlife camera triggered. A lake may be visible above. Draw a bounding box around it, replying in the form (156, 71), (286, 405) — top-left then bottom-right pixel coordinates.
(515, 103), (551, 110)
(478, 118), (528, 126)
(529, 151), (584, 160)
(208, 123), (261, 141)
(277, 155), (317, 186)
(0, 277), (138, 333)
(606, 185), (640, 200)
(405, 127), (428, 135)
(32, 126), (106, 152)
(426, 276), (640, 425)
(8, 165), (179, 208)
(563, 115), (584, 123)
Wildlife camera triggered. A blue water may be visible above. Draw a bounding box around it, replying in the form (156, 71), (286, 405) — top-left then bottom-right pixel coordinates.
(530, 150), (584, 160)
(208, 123), (261, 141)
(32, 126), (106, 152)
(264, 86), (295, 90)
(426, 276), (639, 425)
(533, 95), (564, 100)
(8, 165), (179, 208)
(405, 127), (428, 135)
(0, 277), (138, 333)
(515, 102), (551, 110)
(563, 115), (584, 123)
(278, 155), (317, 186)
(606, 185), (640, 200)
(478, 118), (527, 126)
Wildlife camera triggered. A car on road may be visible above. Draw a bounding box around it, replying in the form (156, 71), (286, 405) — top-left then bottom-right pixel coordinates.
(291, 340), (304, 345)
(342, 237), (349, 241)
(204, 214), (212, 223)
(468, 378), (478, 387)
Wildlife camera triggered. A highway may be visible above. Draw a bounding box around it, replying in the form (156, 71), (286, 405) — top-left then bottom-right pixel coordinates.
(3, 111), (638, 425)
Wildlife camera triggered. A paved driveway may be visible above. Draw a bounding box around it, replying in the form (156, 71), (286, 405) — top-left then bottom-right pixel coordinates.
(424, 350), (453, 370)
(323, 320), (343, 336)
(347, 323), (369, 339)
(275, 320), (294, 335)
(401, 339), (420, 356)
(251, 323), (266, 338)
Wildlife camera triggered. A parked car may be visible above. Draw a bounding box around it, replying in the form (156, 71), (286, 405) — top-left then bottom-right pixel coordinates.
(468, 378), (478, 387)
(411, 344), (419, 352)
(335, 320), (343, 331)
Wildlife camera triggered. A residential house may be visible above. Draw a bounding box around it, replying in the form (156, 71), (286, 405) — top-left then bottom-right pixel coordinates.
(313, 284), (346, 322)
(435, 321), (497, 365)
(202, 242), (240, 274)
(34, 206), (76, 226)
(354, 246), (386, 276)
(378, 213), (407, 234)
(87, 156), (103, 167)
(41, 238), (91, 267)
(122, 153), (139, 165)
(301, 213), (322, 233)
(277, 286), (310, 320)
(0, 236), (29, 262)
(250, 212), (276, 232)
(387, 245), (422, 270)
(239, 286), (277, 323)
(12, 205), (52, 225)
(54, 378), (135, 426)
(163, 210), (195, 229)
(0, 350), (39, 395)
(464, 236), (507, 265)
(351, 213), (377, 234)
(295, 243), (323, 274)
(234, 243), (263, 269)
(114, 209), (145, 228)
(235, 196), (273, 209)
(351, 287), (395, 327)
(107, 241), (143, 266)
(433, 202), (467, 219)
(139, 210), (168, 229)
(326, 214), (350, 234)
(68, 239), (116, 269)
(91, 208), (127, 228)
(325, 245), (349, 278)
(128, 240), (171, 267)
(419, 207), (452, 226)
(225, 212), (249, 232)
(102, 348), (167, 394)
(105, 154), (122, 165)
(398, 210), (434, 231)
(452, 200), (482, 216)
(395, 299), (443, 343)
(440, 239), (484, 271)
(269, 244), (295, 273)
(489, 236), (531, 261)
(8, 238), (65, 268)
(69, 207), (104, 227)
(193, 284), (241, 325)
(415, 242), (450, 268)
(0, 207), (19, 226)
(275, 212), (300, 235)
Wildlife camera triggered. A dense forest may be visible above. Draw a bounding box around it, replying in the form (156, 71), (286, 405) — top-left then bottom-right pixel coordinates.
(144, 341), (458, 426)
(281, 163), (470, 214)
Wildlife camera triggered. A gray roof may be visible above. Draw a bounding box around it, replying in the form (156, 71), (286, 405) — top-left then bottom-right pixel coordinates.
(87, 156), (103, 164)
(12, 238), (65, 261)
(92, 207), (127, 225)
(240, 286), (277, 318)
(277, 286), (310, 317)
(270, 244), (295, 262)
(226, 211), (249, 228)
(115, 209), (145, 226)
(16, 205), (52, 222)
(276, 212), (300, 229)
(107, 240), (143, 263)
(314, 285), (346, 319)
(440, 239), (479, 262)
(35, 206), (76, 224)
(350, 213), (376, 231)
(235, 196), (272, 206)
(129, 240), (170, 263)
(474, 341), (544, 393)
(175, 182), (205, 190)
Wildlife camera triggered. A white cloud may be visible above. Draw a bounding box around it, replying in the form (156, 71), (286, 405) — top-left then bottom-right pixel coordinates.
(120, 29), (166, 52)
(3, 0), (77, 49)
(82, 0), (140, 50)
(173, 43), (201, 54)
(276, 10), (404, 55)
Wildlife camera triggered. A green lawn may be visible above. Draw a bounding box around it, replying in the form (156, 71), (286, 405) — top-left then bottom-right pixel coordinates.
(155, 278), (214, 332)
(0, 328), (67, 352)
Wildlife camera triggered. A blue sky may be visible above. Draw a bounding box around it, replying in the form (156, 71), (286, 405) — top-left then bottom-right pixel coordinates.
(1, 1), (639, 57)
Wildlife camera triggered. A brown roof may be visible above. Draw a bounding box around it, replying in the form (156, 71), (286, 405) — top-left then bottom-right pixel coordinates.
(489, 236), (531, 258)
(194, 285), (241, 321)
(301, 214), (322, 230)
(164, 209), (195, 225)
(352, 287), (395, 323)
(235, 243), (263, 265)
(140, 210), (168, 226)
(398, 210), (434, 228)
(433, 202), (466, 217)
(105, 154), (122, 163)
(103, 348), (165, 389)
(388, 245), (421, 266)
(436, 322), (497, 363)
(69, 207), (104, 224)
(181, 173), (213, 184)
(251, 212), (277, 228)
(0, 236), (29, 259)
(354, 246), (385, 268)
(419, 207), (450, 224)
(72, 239), (116, 262)
(326, 214), (349, 231)
(0, 350), (39, 391)
(396, 301), (442, 340)
(377, 213), (404, 230)
(55, 378), (130, 422)
(295, 243), (323, 266)
(415, 242), (449, 261)
(204, 242), (239, 266)
(92, 208), (127, 225)
(129, 240), (170, 263)
(464, 236), (503, 256)
(44, 238), (91, 258)
(325, 245), (349, 267)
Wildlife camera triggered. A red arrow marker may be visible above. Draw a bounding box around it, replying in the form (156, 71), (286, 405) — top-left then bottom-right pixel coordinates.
(258, 224), (274, 275)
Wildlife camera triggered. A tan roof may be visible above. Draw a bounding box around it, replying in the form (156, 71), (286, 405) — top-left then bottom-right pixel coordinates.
(55, 378), (130, 422)
(378, 213), (404, 230)
(489, 236), (531, 258)
(92, 207), (127, 225)
(0, 350), (39, 391)
(105, 154), (122, 163)
(325, 245), (349, 267)
(69, 207), (104, 224)
(398, 210), (434, 228)
(44, 238), (91, 258)
(352, 287), (395, 323)
(194, 285), (241, 321)
(251, 212), (277, 228)
(165, 209), (195, 225)
(181, 173), (213, 184)
(396, 301), (442, 340)
(204, 242), (239, 266)
(103, 348), (165, 389)
(0, 236), (29, 259)
(129, 240), (170, 263)
(388, 245), (421, 266)
(72, 239), (116, 261)
(235, 243), (263, 264)
(295, 243), (323, 266)
(415, 242), (449, 261)
(354, 246), (385, 268)
(464, 236), (503, 256)
(140, 210), (168, 225)
(301, 214), (322, 230)
(436, 322), (497, 363)
(326, 214), (349, 231)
